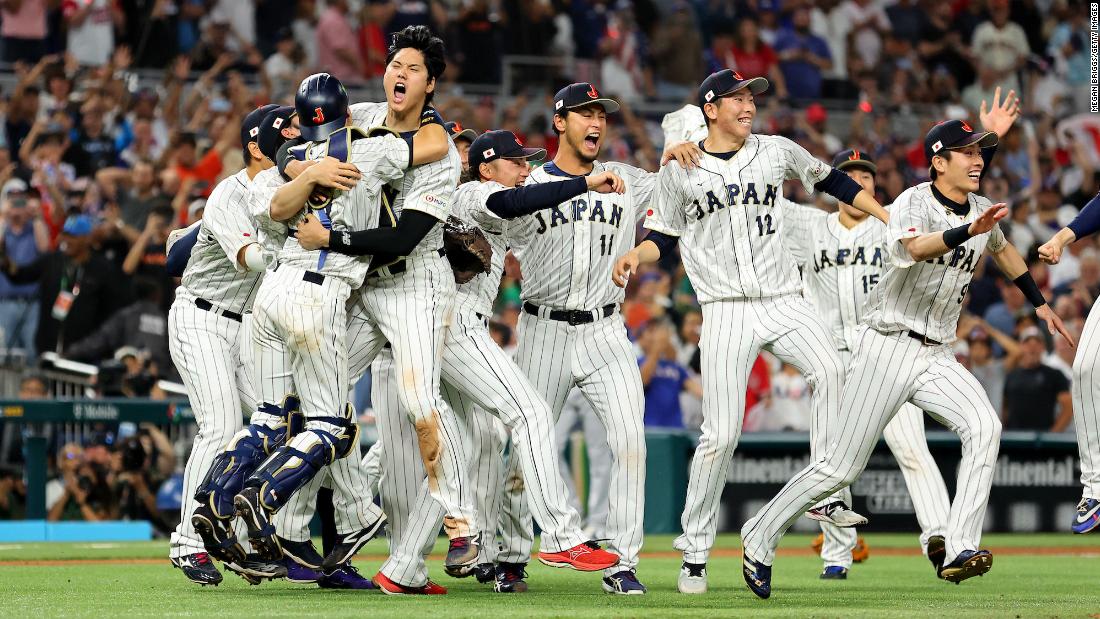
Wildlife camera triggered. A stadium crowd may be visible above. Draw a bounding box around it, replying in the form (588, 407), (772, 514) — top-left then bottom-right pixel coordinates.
(0, 0), (1096, 525)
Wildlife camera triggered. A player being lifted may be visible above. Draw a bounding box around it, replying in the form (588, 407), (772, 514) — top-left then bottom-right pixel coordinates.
(612, 69), (887, 594)
(739, 118), (1076, 598)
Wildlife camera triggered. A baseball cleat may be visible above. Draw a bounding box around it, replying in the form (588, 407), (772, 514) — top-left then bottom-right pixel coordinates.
(171, 552), (222, 586)
(926, 535), (946, 573)
(493, 562), (528, 593)
(806, 501), (869, 527)
(191, 504), (246, 564)
(742, 554), (771, 599)
(474, 562), (497, 584)
(444, 535), (480, 577)
(284, 558), (323, 584)
(224, 554), (288, 585)
(372, 571), (448, 595)
(537, 541), (620, 571)
(319, 564), (376, 590)
(602, 569), (646, 595)
(938, 549), (992, 583)
(321, 513), (388, 573)
(820, 565), (848, 580)
(278, 537), (325, 570)
(677, 562), (707, 594)
(233, 487), (282, 561)
(1071, 498), (1100, 534)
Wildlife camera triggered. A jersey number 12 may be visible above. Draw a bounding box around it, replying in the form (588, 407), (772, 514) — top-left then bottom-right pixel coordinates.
(755, 214), (776, 236)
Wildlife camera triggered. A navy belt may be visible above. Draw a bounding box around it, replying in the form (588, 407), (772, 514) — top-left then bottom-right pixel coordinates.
(368, 248), (446, 279)
(908, 330), (942, 346)
(523, 302), (615, 326)
(195, 298), (242, 323)
(303, 270), (325, 285)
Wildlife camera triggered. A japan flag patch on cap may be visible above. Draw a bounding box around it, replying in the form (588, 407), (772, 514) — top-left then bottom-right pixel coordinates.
(249, 127), (259, 137)
(932, 140), (943, 153)
(704, 90), (715, 102)
(555, 100), (564, 110)
(483, 148), (495, 159)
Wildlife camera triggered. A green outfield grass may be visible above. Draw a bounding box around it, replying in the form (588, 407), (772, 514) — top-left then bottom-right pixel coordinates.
(1, 533), (1097, 618)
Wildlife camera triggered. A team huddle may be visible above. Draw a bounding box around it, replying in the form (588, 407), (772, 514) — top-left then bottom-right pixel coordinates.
(162, 25), (1100, 599)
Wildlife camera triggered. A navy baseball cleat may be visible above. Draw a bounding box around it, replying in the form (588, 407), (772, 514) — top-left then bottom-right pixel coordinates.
(602, 569), (646, 595)
(493, 562), (528, 593)
(444, 535), (480, 577)
(938, 549), (992, 583)
(926, 535), (946, 573)
(285, 558), (323, 584)
(743, 555), (771, 599)
(278, 537), (325, 570)
(319, 564), (377, 590)
(321, 513), (388, 573)
(234, 487), (282, 561)
(820, 565), (848, 580)
(172, 552), (222, 586)
(191, 504), (246, 564)
(1072, 498), (1100, 534)
(224, 555), (288, 585)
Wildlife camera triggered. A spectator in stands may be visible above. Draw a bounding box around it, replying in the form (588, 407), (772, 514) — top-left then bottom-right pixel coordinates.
(316, 0), (363, 84)
(649, 2), (704, 102)
(65, 277), (171, 378)
(61, 0), (124, 68)
(113, 426), (174, 534)
(372, 0), (445, 38)
(1003, 326), (1073, 432)
(1, 0), (48, 64)
(1, 213), (130, 357)
(773, 7), (831, 101)
(0, 466), (25, 519)
(66, 106), (118, 177)
(161, 131), (228, 204)
(918, 2), (974, 96)
(971, 0), (1030, 95)
(18, 374), (47, 398)
(724, 16), (787, 98)
(122, 206), (173, 310)
(46, 442), (114, 521)
(676, 309), (701, 367)
(885, 0), (924, 46)
(745, 362), (812, 432)
(638, 319), (702, 429)
(833, 0), (891, 73)
(97, 159), (165, 241)
(959, 315), (1020, 414)
(263, 27), (303, 100)
(985, 275), (1031, 338)
(119, 0), (180, 68)
(0, 191), (48, 358)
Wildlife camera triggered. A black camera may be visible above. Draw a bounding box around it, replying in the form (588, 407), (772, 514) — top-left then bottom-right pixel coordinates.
(119, 437), (146, 472)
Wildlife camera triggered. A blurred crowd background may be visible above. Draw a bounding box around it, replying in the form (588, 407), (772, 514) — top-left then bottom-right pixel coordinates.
(0, 0), (1096, 525)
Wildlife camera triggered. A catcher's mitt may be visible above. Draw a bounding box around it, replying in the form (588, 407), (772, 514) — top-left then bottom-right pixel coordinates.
(443, 216), (492, 284)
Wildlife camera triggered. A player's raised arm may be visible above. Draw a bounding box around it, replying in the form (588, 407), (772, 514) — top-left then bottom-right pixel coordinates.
(1039, 190), (1100, 264)
(900, 201), (1008, 263)
(612, 162), (685, 287)
(778, 135), (889, 224)
(988, 241), (1075, 347)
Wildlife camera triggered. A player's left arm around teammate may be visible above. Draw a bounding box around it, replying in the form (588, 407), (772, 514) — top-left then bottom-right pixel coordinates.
(989, 242), (1076, 347)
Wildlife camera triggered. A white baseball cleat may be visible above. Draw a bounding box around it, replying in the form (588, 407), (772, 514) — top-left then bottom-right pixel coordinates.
(677, 563), (707, 594)
(806, 501), (869, 527)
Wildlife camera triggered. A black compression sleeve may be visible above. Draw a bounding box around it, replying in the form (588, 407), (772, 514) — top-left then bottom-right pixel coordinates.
(813, 168), (862, 205)
(276, 137), (305, 179)
(645, 230), (678, 257)
(1013, 272), (1047, 307)
(942, 223), (972, 249)
(486, 177), (588, 219)
(325, 210), (439, 256)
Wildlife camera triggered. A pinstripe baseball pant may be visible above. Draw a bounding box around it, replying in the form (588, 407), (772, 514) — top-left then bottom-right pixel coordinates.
(168, 297), (255, 559)
(675, 294), (845, 565)
(742, 326), (1001, 567)
(1074, 302), (1100, 500)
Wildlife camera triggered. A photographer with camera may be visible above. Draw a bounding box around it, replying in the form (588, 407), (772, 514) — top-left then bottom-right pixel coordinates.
(113, 425), (175, 535)
(46, 442), (114, 522)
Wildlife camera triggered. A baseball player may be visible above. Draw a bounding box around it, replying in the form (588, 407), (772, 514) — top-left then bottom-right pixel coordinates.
(484, 82), (700, 595)
(1038, 190), (1100, 534)
(446, 121), (476, 169)
(168, 104), (294, 586)
(783, 150), (952, 580)
(299, 130), (626, 593)
(738, 119), (1076, 598)
(613, 69), (887, 595)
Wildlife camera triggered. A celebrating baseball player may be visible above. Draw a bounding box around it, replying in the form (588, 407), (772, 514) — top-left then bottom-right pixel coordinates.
(739, 117), (1076, 598)
(614, 69), (886, 595)
(1038, 190), (1100, 535)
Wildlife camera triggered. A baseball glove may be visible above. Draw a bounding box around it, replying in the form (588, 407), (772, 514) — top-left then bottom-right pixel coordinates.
(443, 216), (492, 284)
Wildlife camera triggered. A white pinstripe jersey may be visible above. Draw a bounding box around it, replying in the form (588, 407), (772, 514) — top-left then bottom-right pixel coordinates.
(643, 134), (832, 303)
(350, 102), (459, 255)
(862, 182), (1007, 344)
(783, 200), (888, 350)
(248, 166), (291, 263)
(178, 169), (263, 313)
(450, 180), (511, 317)
(505, 161), (655, 310)
(277, 132), (411, 287)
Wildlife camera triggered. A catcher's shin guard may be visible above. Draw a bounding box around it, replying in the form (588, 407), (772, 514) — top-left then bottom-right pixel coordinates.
(195, 396), (300, 518)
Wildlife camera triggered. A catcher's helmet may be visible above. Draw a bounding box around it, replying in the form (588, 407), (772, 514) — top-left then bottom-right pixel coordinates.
(296, 73), (349, 142)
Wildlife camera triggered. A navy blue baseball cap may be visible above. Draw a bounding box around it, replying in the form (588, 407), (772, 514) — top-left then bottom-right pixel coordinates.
(832, 148), (877, 175)
(258, 106), (297, 160)
(241, 104), (280, 152)
(553, 82), (620, 116)
(698, 69), (769, 109)
(296, 73), (349, 141)
(925, 119), (997, 179)
(468, 130), (547, 174)
(446, 121), (477, 143)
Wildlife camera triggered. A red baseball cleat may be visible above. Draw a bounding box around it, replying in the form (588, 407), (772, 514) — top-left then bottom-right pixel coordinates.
(537, 541), (620, 571)
(373, 571), (448, 595)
